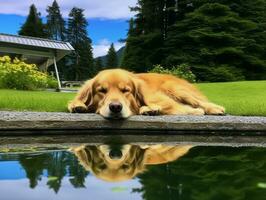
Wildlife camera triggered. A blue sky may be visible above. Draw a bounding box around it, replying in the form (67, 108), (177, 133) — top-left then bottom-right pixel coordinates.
(0, 0), (137, 57)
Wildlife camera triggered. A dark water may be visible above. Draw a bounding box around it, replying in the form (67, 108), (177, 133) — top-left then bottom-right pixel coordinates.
(0, 145), (265, 200)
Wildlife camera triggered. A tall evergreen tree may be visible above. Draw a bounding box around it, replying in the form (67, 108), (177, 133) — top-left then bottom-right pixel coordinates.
(121, 18), (138, 69)
(106, 43), (118, 68)
(19, 4), (47, 38)
(164, 3), (266, 81)
(123, 0), (266, 80)
(94, 57), (104, 71)
(46, 0), (67, 81)
(121, 0), (175, 72)
(46, 0), (66, 40)
(66, 7), (94, 80)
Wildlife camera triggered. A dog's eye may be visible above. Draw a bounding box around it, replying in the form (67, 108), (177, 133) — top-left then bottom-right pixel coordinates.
(99, 163), (107, 170)
(122, 164), (130, 170)
(98, 88), (107, 94)
(121, 88), (130, 93)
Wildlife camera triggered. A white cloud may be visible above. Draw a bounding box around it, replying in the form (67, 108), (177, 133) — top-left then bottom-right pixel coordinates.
(93, 39), (124, 58)
(0, 0), (136, 19)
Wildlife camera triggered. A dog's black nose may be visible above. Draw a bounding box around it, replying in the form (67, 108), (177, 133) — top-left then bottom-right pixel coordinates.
(109, 102), (122, 113)
(109, 149), (122, 159)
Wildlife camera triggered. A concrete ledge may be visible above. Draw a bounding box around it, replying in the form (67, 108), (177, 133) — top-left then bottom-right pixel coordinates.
(0, 111), (266, 136)
(1, 111), (266, 146)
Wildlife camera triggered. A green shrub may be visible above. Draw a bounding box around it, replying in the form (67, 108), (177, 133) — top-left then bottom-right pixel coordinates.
(149, 64), (196, 82)
(207, 66), (245, 82)
(193, 65), (245, 82)
(0, 56), (57, 90)
(47, 76), (58, 88)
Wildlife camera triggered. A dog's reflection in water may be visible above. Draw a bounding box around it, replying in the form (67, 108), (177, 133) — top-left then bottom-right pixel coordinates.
(71, 144), (192, 182)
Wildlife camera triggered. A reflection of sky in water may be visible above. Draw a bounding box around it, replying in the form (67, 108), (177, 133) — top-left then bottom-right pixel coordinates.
(0, 161), (26, 180)
(0, 146), (265, 200)
(0, 159), (142, 200)
(0, 176), (142, 200)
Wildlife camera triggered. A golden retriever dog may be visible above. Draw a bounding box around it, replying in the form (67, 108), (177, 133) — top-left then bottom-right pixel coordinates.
(68, 69), (225, 119)
(71, 144), (192, 182)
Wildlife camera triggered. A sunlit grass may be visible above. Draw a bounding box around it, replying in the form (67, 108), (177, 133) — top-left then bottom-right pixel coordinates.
(197, 81), (266, 116)
(0, 80), (265, 116)
(0, 89), (75, 112)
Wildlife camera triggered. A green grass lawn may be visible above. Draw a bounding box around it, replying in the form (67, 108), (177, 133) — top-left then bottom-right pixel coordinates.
(197, 81), (266, 116)
(0, 90), (75, 112)
(0, 80), (265, 116)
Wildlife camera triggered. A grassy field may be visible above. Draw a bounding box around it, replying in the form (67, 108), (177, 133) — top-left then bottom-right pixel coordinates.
(0, 90), (74, 112)
(197, 81), (266, 116)
(0, 80), (265, 116)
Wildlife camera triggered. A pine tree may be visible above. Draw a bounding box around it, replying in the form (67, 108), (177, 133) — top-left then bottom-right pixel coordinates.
(121, 25), (154, 72)
(127, 18), (137, 37)
(66, 7), (94, 80)
(121, 0), (172, 72)
(46, 0), (66, 41)
(164, 3), (264, 81)
(94, 57), (104, 71)
(121, 18), (138, 69)
(19, 4), (47, 38)
(106, 43), (118, 68)
(222, 0), (266, 79)
(123, 0), (266, 80)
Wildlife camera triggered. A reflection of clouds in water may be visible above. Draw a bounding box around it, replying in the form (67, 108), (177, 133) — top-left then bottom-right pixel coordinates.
(0, 177), (142, 200)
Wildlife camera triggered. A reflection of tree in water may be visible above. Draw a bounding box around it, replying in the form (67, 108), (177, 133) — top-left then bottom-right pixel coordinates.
(46, 151), (68, 193)
(19, 153), (49, 189)
(68, 157), (88, 188)
(8, 146), (266, 198)
(17, 151), (89, 192)
(134, 147), (266, 200)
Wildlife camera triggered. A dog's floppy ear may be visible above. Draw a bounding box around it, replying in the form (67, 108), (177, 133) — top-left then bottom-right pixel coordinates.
(131, 76), (146, 107)
(144, 145), (193, 165)
(70, 146), (92, 171)
(70, 78), (95, 112)
(82, 78), (96, 112)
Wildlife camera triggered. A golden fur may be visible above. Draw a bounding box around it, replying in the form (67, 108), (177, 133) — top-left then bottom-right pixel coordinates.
(68, 69), (225, 118)
(71, 144), (192, 182)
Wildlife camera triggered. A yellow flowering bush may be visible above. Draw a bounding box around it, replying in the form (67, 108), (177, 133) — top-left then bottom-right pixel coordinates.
(0, 56), (57, 90)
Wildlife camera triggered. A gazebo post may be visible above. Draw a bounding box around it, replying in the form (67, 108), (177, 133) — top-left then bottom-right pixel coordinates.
(53, 57), (62, 90)
(0, 33), (74, 92)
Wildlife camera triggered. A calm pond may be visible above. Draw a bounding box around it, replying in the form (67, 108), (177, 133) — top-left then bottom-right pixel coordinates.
(0, 144), (265, 200)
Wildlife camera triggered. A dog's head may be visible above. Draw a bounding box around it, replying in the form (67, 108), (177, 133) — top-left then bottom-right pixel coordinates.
(83, 69), (144, 119)
(71, 144), (192, 182)
(71, 144), (146, 182)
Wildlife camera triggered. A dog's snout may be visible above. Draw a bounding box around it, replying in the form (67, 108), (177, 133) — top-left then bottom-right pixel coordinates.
(109, 102), (122, 113)
(109, 149), (122, 159)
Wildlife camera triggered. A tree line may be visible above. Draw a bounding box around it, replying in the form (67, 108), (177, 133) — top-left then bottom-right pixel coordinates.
(121, 0), (266, 81)
(18, 1), (118, 81)
(18, 151), (88, 192)
(18, 0), (266, 82)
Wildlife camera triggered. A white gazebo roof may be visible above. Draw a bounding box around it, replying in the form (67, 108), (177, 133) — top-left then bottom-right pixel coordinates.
(0, 33), (75, 89)
(0, 33), (74, 69)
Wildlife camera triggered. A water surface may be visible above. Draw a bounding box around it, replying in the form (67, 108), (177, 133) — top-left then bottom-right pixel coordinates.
(0, 144), (265, 200)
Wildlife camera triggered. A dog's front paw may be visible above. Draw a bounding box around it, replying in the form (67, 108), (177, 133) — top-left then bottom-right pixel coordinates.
(139, 106), (161, 116)
(205, 104), (225, 115)
(68, 101), (88, 113)
(72, 106), (88, 113)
